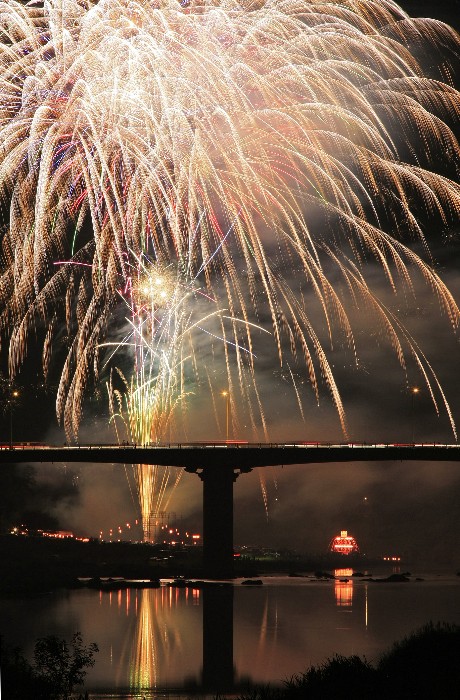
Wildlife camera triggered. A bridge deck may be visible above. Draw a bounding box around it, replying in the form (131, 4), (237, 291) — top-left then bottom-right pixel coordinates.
(0, 443), (459, 470)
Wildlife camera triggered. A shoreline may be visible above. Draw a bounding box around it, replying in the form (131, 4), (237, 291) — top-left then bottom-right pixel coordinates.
(2, 533), (459, 598)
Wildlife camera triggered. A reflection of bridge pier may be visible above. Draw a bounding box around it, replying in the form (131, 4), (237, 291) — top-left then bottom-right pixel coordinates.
(201, 584), (235, 691)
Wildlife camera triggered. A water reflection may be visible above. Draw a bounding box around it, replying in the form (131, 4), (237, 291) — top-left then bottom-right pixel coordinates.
(2, 574), (460, 694)
(130, 589), (157, 691)
(334, 568), (353, 607)
(99, 584), (236, 694)
(89, 584), (204, 693)
(202, 584), (235, 692)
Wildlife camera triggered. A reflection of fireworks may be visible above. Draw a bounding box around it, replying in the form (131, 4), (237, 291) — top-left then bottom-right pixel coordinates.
(127, 587), (201, 692)
(0, 0), (459, 444)
(129, 589), (158, 690)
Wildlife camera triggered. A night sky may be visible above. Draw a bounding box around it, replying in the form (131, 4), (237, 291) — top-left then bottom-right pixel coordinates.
(2, 0), (460, 567)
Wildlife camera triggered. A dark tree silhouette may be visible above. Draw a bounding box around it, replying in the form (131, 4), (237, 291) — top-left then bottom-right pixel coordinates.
(33, 632), (99, 699)
(1, 632), (98, 700)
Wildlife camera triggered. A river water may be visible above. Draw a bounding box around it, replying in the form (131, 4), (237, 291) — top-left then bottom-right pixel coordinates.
(1, 569), (460, 698)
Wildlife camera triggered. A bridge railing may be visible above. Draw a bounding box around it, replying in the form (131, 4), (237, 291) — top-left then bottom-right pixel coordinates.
(0, 441), (457, 450)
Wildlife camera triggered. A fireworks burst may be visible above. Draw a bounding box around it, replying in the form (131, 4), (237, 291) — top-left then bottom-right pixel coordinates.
(0, 0), (459, 445)
(105, 260), (241, 538)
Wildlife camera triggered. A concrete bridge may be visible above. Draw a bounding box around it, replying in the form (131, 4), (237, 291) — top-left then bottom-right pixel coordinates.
(2, 441), (460, 577)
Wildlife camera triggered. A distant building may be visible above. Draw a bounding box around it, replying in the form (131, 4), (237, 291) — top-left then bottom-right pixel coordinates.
(329, 530), (359, 555)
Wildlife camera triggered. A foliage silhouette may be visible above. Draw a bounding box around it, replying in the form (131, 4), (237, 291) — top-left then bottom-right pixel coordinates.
(378, 621), (460, 699)
(236, 622), (460, 700)
(1, 632), (98, 700)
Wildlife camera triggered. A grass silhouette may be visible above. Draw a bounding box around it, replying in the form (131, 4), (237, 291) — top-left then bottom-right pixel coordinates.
(237, 622), (460, 700)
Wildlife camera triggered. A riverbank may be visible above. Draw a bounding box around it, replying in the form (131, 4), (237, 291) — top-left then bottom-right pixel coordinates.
(0, 534), (416, 597)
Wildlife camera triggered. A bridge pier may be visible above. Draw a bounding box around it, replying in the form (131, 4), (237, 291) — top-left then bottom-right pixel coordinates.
(2, 443), (457, 581)
(199, 465), (239, 579)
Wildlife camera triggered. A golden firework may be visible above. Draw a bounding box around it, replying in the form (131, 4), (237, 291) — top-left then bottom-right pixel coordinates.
(0, 0), (458, 446)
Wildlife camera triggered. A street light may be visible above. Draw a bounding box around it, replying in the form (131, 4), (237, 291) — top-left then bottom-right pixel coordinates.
(222, 390), (230, 441)
(411, 386), (420, 443)
(9, 389), (19, 448)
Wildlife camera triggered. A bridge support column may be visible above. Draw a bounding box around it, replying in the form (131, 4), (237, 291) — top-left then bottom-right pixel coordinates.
(199, 465), (238, 579)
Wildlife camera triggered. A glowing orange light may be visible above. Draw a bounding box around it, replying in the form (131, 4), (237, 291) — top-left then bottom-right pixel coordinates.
(329, 530), (359, 555)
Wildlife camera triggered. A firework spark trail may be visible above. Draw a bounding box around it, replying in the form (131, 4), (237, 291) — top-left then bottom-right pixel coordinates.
(0, 0), (459, 443)
(106, 262), (194, 538)
(106, 256), (265, 538)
